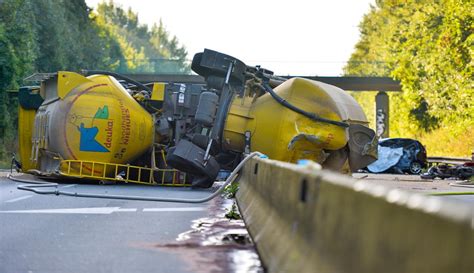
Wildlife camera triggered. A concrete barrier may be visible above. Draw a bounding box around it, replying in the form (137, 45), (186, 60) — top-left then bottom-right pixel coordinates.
(236, 157), (474, 273)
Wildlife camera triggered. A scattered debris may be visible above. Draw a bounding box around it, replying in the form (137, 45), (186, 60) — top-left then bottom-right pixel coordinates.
(421, 163), (474, 180)
(357, 175), (369, 180)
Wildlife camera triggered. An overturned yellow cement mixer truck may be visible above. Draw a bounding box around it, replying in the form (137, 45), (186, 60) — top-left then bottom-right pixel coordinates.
(16, 49), (377, 188)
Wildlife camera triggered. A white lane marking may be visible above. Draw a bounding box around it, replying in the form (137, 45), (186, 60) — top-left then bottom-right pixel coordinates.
(61, 184), (77, 188)
(5, 195), (33, 203)
(0, 207), (206, 214)
(0, 207), (122, 214)
(116, 208), (137, 212)
(143, 207), (206, 212)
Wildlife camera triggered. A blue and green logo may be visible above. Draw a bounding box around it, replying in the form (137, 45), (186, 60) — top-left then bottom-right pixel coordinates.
(77, 106), (111, 153)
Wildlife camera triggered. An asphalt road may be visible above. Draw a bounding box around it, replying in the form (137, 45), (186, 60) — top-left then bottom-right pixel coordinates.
(0, 174), (262, 273)
(3, 171), (471, 273)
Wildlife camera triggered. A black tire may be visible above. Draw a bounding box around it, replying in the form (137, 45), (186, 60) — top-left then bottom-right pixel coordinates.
(409, 161), (423, 174)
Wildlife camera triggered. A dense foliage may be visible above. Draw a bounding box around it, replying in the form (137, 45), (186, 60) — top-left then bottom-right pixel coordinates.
(94, 1), (189, 73)
(345, 0), (473, 157)
(0, 0), (189, 165)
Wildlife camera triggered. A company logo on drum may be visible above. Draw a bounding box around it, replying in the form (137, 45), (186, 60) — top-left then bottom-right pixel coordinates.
(69, 105), (114, 153)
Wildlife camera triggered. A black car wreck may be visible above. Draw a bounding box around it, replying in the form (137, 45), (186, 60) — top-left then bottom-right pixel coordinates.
(366, 138), (428, 174)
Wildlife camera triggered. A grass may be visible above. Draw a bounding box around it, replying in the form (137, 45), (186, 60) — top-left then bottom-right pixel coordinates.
(0, 159), (11, 169)
(415, 125), (474, 158)
(225, 202), (242, 220)
(223, 181), (239, 199)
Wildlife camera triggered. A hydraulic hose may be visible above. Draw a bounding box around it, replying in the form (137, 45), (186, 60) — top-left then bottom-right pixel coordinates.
(11, 152), (262, 203)
(261, 82), (349, 128)
(82, 70), (151, 92)
(212, 87), (234, 146)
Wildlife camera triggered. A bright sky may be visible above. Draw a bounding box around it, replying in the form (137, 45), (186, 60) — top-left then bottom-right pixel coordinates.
(85, 0), (375, 76)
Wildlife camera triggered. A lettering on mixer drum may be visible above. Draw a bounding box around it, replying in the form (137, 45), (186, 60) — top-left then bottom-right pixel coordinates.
(118, 99), (131, 145)
(104, 120), (114, 148)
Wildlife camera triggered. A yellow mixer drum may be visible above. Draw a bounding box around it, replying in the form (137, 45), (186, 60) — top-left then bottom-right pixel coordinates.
(35, 72), (154, 175)
(224, 77), (369, 163)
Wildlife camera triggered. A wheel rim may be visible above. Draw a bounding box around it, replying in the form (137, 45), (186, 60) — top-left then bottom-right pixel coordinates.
(410, 162), (422, 174)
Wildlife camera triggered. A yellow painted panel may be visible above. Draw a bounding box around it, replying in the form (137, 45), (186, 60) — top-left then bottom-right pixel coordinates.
(57, 71), (92, 98)
(151, 83), (165, 101)
(18, 106), (37, 171)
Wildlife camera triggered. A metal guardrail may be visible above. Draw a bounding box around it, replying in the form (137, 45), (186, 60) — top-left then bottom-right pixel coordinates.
(23, 73), (402, 91)
(236, 157), (474, 273)
(123, 74), (402, 91)
(427, 156), (472, 166)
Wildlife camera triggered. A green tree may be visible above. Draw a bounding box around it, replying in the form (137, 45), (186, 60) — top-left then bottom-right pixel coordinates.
(345, 0), (473, 156)
(94, 1), (190, 73)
